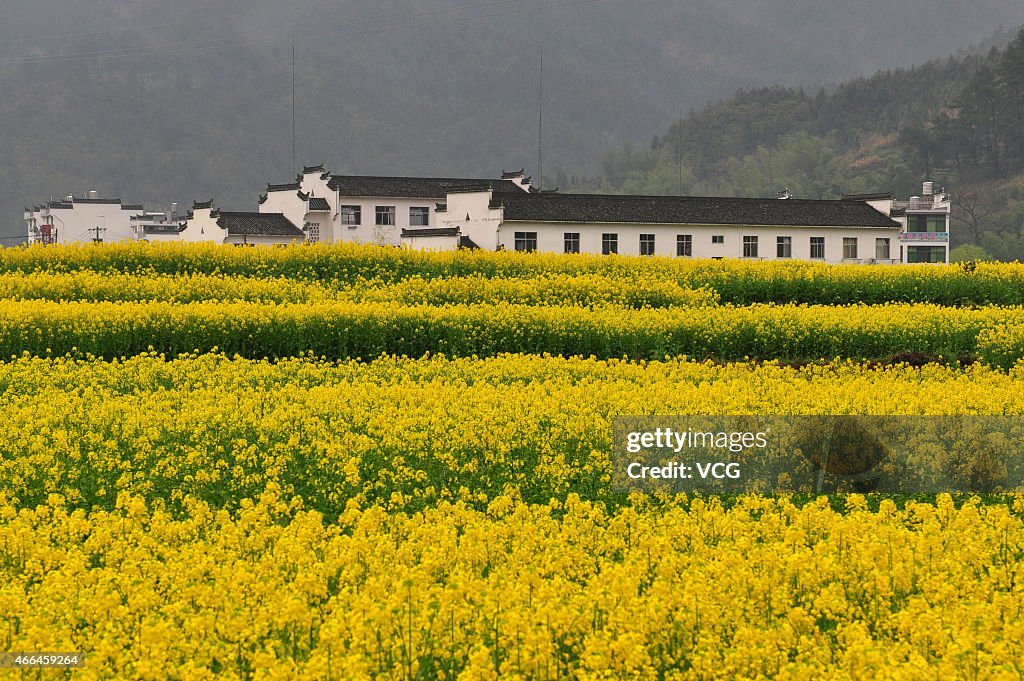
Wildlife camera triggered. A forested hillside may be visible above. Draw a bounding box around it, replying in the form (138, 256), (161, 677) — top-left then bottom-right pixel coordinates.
(582, 28), (1024, 260)
(3, 0), (1024, 243)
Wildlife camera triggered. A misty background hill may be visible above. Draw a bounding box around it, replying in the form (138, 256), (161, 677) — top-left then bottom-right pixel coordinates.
(2, 0), (1024, 244)
(584, 26), (1024, 259)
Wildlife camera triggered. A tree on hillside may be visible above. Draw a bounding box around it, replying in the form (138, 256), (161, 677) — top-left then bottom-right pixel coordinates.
(952, 190), (996, 242)
(996, 29), (1024, 166)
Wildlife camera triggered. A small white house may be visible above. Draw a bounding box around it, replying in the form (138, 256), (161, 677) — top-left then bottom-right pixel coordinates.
(24, 192), (149, 245)
(180, 200), (305, 246)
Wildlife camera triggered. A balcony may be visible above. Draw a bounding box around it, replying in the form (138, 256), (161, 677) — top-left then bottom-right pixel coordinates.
(899, 232), (949, 242)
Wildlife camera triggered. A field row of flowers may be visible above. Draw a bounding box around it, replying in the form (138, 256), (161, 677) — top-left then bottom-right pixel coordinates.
(0, 298), (1022, 363)
(0, 270), (720, 309)
(2, 241), (1023, 305)
(2, 490), (1023, 680)
(3, 353), (1023, 515)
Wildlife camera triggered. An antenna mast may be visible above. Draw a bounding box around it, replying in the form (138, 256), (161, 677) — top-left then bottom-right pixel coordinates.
(537, 47), (543, 191)
(292, 37), (297, 177)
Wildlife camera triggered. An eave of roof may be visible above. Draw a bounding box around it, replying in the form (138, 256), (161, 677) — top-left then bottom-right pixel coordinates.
(401, 227), (461, 238)
(217, 211), (304, 236)
(491, 193), (902, 229)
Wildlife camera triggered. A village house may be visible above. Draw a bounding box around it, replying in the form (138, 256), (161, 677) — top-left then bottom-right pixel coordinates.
(24, 172), (948, 263)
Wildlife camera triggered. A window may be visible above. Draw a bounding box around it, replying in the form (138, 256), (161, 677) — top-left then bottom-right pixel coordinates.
(514, 231), (538, 252)
(305, 223), (320, 243)
(601, 233), (618, 255)
(907, 246), (947, 263)
(843, 237), (858, 260)
(810, 237), (825, 260)
(375, 206), (395, 226)
(409, 207), (430, 226)
(340, 205), (361, 227)
(564, 232), (580, 254)
(676, 234), (692, 257)
(875, 238), (890, 260)
(743, 236), (758, 258)
(712, 235), (724, 244)
(639, 234), (655, 256)
(908, 215), (947, 233)
(776, 236), (792, 259)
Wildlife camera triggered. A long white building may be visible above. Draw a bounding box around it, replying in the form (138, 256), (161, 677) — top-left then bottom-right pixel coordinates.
(407, 185), (910, 264)
(23, 172), (948, 264)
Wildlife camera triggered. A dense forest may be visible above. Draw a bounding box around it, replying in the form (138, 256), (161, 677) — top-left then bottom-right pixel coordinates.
(577, 28), (1024, 260)
(3, 1), (1024, 244)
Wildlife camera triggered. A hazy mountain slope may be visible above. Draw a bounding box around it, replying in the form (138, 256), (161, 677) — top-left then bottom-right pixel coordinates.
(584, 27), (1024, 260)
(2, 1), (1023, 241)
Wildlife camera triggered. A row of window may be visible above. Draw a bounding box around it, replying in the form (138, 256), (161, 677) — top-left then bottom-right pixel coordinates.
(340, 206), (430, 227)
(514, 232), (892, 260)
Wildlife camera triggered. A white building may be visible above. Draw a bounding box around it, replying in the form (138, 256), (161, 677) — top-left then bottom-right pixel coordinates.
(844, 182), (950, 264)
(259, 165), (534, 246)
(179, 200), (305, 246)
(413, 186), (906, 264)
(24, 192), (149, 245)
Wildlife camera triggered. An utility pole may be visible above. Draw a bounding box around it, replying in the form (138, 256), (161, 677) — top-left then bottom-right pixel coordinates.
(91, 215), (106, 243)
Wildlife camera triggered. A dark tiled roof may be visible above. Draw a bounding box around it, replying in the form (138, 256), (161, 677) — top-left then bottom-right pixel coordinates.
(459, 235), (481, 249)
(401, 227), (461, 238)
(491, 193), (902, 228)
(841, 192), (893, 201)
(303, 164), (325, 174)
(121, 204), (144, 211)
(307, 197), (331, 211)
(143, 223), (186, 234)
(502, 169), (525, 179)
(328, 175), (530, 198)
(267, 182), (300, 193)
(193, 199), (214, 210)
(46, 201), (73, 209)
(217, 212), (304, 237)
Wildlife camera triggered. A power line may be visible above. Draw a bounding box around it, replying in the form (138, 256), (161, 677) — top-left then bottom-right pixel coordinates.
(0, 0), (598, 65)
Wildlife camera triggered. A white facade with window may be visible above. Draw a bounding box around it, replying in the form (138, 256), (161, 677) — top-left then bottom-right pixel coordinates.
(24, 194), (148, 245)
(423, 188), (903, 264)
(259, 167), (533, 247)
(843, 182), (950, 264)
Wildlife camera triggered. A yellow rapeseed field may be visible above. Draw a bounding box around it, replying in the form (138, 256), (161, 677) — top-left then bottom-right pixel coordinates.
(2, 490), (1023, 680)
(2, 244), (1024, 678)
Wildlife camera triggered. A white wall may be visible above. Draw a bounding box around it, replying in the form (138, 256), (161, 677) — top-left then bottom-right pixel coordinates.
(335, 197), (441, 246)
(260, 170), (338, 243)
(179, 208), (226, 243)
(259, 190), (306, 235)
(435, 191), (503, 250)
(29, 202), (138, 244)
(402, 234), (461, 251)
